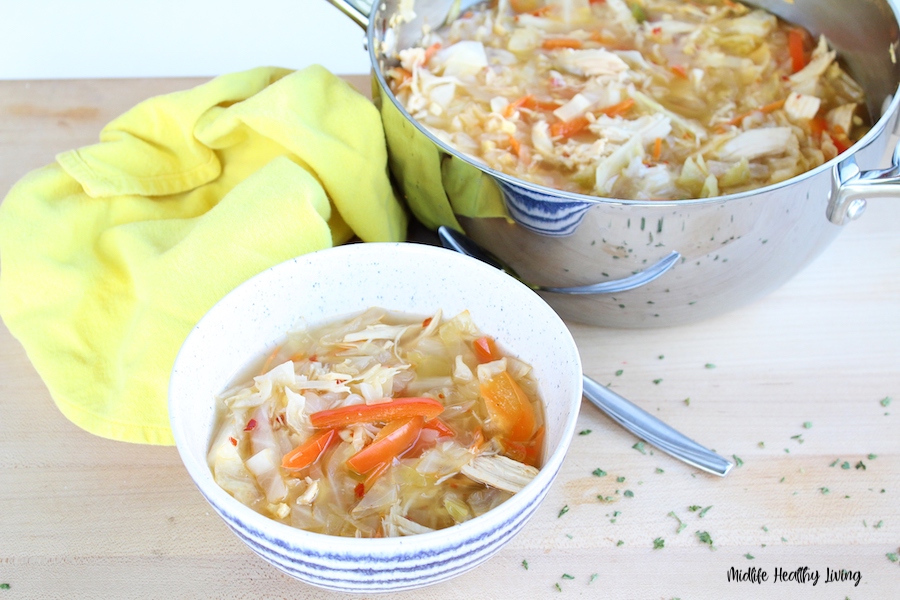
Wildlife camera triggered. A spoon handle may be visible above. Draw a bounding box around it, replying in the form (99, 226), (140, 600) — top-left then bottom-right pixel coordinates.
(582, 375), (734, 477)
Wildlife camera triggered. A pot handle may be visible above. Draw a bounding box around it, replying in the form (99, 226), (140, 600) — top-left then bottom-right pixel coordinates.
(828, 140), (900, 225)
(325, 0), (372, 29)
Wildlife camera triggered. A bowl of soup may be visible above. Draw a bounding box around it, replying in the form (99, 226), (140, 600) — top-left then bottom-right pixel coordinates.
(168, 242), (583, 593)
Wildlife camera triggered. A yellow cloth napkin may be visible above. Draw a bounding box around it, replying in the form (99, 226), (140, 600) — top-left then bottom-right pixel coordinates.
(0, 65), (406, 445)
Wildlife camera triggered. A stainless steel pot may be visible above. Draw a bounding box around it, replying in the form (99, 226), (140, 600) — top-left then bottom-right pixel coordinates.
(327, 0), (900, 327)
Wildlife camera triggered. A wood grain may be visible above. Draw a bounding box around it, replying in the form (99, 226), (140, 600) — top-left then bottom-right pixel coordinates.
(0, 77), (898, 599)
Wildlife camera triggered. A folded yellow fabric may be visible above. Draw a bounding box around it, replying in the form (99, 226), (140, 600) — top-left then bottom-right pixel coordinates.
(0, 65), (407, 445)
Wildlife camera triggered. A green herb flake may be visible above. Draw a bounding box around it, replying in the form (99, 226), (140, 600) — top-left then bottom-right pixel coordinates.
(880, 397), (892, 407)
(830, 459), (840, 467)
(885, 552), (899, 563)
(696, 530), (715, 549)
(841, 461), (851, 470)
(705, 363), (716, 369)
(554, 582), (562, 592)
(874, 520), (884, 529)
(633, 441), (647, 454)
(684, 397), (691, 406)
(589, 573), (598, 584)
(579, 429), (592, 436)
(522, 559), (529, 570)
(598, 495), (614, 503)
(617, 540), (625, 546)
(658, 355), (665, 360)
(820, 487), (830, 495)
(868, 453), (878, 460)
(745, 553), (755, 560)
(653, 537), (665, 549)
(655, 467), (665, 474)
(653, 378), (663, 385)
(758, 441), (765, 448)
(688, 505), (701, 512)
(558, 505), (570, 518)
(624, 490), (635, 498)
(593, 468), (607, 477)
(855, 461), (866, 470)
(791, 434), (804, 444)
(699, 506), (713, 518)
(616, 476), (626, 483)
(733, 455), (744, 467)
(668, 511), (687, 534)
(761, 526), (768, 532)
(561, 574), (575, 580)
(803, 421), (812, 429)
(0, 584), (8, 590)
(615, 369), (624, 376)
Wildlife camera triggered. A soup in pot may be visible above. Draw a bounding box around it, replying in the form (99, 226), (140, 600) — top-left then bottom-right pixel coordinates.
(387, 0), (870, 200)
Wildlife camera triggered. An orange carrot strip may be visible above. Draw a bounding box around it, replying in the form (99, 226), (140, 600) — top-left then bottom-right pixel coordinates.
(282, 429), (339, 469)
(473, 336), (501, 363)
(425, 417), (456, 438)
(504, 94), (534, 118)
(542, 38), (584, 50)
(718, 99), (786, 130)
(652, 137), (663, 162)
(550, 115), (591, 139)
(670, 65), (688, 79)
(423, 42), (442, 65)
(348, 416), (424, 474)
(508, 135), (522, 157)
(480, 371), (536, 442)
(600, 97), (636, 117)
(310, 397), (444, 428)
(788, 29), (807, 73)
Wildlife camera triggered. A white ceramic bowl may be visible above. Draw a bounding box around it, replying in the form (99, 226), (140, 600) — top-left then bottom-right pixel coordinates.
(169, 242), (583, 593)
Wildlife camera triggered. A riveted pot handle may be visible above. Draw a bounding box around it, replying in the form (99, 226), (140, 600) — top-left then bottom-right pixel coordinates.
(325, 0), (372, 29)
(828, 140), (900, 225)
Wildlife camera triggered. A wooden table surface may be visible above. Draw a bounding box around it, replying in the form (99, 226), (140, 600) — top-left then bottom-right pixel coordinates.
(1, 77), (898, 599)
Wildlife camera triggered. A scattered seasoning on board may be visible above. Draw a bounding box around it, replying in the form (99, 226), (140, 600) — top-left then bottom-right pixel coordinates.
(590, 574), (598, 584)
(617, 476), (626, 483)
(633, 442), (647, 454)
(653, 378), (663, 385)
(0, 584), (9, 590)
(745, 553), (755, 560)
(668, 511), (687, 533)
(554, 583), (562, 592)
(579, 429), (592, 435)
(593, 468), (607, 477)
(868, 454), (878, 460)
(880, 397), (892, 407)
(830, 459), (841, 467)
(803, 421), (813, 429)
(558, 506), (570, 518)
(624, 490), (635, 498)
(705, 363), (716, 369)
(653, 537), (665, 549)
(617, 540), (625, 547)
(842, 461), (851, 470)
(698, 506), (713, 518)
(820, 487), (831, 495)
(688, 505), (701, 512)
(733, 455), (744, 467)
(696, 531), (715, 549)
(684, 398), (691, 406)
(855, 461), (867, 470)
(561, 574), (575, 580)
(615, 369), (624, 376)
(522, 559), (529, 570)
(656, 467), (665, 474)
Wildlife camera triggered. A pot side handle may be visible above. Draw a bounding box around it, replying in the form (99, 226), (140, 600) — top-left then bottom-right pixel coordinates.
(829, 140), (900, 225)
(325, 0), (372, 29)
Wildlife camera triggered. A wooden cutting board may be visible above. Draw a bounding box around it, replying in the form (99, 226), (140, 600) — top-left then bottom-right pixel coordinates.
(0, 77), (898, 599)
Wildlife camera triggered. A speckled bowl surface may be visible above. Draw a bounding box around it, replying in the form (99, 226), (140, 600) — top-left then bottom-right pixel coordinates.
(169, 242), (584, 593)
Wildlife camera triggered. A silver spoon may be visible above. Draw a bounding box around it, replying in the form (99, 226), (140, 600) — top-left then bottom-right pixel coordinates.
(437, 226), (680, 295)
(437, 226), (733, 477)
